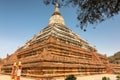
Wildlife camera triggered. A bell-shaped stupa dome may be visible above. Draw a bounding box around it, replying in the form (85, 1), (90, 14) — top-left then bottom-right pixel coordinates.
(48, 3), (65, 26)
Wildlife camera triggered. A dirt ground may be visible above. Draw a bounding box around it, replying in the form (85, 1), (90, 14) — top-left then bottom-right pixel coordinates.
(0, 74), (117, 80)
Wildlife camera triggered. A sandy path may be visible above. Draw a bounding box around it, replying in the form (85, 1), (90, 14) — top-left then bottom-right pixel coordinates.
(76, 74), (117, 80)
(0, 74), (35, 80)
(0, 74), (117, 80)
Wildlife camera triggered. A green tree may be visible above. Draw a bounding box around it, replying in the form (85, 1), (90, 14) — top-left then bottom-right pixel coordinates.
(116, 75), (120, 80)
(102, 76), (110, 80)
(65, 75), (76, 80)
(43, 0), (120, 31)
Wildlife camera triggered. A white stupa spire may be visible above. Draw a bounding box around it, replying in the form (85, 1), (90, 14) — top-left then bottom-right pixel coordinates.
(54, 3), (59, 12)
(48, 3), (65, 26)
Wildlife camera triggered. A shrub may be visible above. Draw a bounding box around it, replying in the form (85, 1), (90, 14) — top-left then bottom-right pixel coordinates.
(116, 75), (120, 80)
(102, 76), (110, 80)
(65, 75), (76, 80)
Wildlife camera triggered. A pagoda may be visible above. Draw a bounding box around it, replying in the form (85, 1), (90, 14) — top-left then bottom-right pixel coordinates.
(1, 3), (114, 78)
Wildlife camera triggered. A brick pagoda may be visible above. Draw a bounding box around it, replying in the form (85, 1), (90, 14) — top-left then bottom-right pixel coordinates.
(0, 3), (114, 78)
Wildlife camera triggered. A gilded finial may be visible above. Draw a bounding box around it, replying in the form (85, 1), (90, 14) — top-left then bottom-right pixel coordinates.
(54, 2), (59, 13)
(56, 2), (59, 7)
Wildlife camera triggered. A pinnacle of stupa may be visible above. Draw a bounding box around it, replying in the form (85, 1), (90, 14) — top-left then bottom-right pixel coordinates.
(48, 3), (65, 26)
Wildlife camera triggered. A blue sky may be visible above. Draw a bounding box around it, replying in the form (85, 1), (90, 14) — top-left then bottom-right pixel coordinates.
(0, 0), (120, 58)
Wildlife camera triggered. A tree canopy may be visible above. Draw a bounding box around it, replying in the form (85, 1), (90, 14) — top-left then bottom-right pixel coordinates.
(43, 0), (120, 31)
